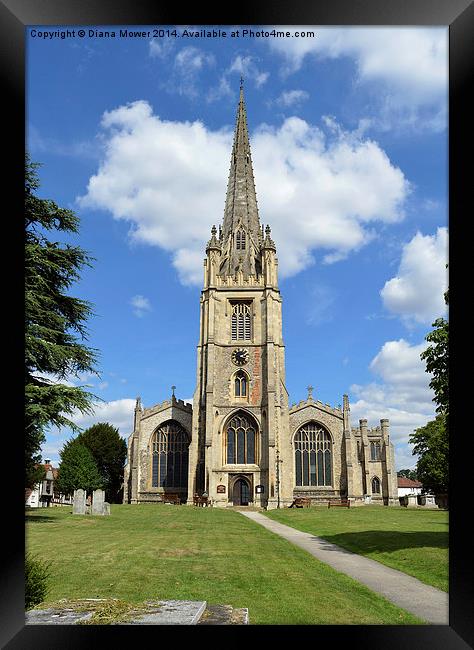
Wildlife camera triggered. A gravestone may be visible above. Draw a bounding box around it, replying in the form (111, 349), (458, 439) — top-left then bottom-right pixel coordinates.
(73, 489), (86, 515)
(92, 489), (105, 515)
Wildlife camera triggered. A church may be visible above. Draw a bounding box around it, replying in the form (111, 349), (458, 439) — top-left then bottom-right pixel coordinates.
(123, 85), (398, 509)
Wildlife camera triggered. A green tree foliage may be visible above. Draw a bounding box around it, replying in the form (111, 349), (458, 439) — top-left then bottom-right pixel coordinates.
(412, 280), (449, 497)
(25, 553), (52, 610)
(75, 422), (127, 502)
(55, 439), (103, 495)
(420, 280), (448, 417)
(25, 154), (99, 488)
(397, 469), (418, 481)
(410, 414), (448, 495)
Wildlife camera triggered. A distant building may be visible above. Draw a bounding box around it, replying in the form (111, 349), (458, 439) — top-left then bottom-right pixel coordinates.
(397, 477), (423, 497)
(25, 459), (72, 508)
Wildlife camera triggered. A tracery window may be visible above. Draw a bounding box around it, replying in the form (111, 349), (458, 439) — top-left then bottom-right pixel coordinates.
(234, 370), (248, 397)
(151, 421), (189, 489)
(294, 423), (332, 487)
(371, 476), (381, 494)
(231, 302), (252, 340)
(236, 229), (246, 250)
(226, 412), (258, 465)
(370, 441), (382, 461)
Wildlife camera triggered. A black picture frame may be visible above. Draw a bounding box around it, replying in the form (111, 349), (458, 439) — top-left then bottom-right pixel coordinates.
(3, 0), (472, 646)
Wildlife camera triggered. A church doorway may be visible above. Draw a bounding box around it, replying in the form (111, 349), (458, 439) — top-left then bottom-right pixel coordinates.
(232, 476), (251, 506)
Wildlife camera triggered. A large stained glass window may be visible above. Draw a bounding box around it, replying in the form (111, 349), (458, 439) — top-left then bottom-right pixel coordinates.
(294, 423), (332, 486)
(151, 421), (189, 489)
(226, 412), (258, 465)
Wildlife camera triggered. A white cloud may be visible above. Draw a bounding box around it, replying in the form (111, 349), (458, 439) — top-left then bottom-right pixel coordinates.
(381, 228), (448, 325)
(207, 55), (269, 103)
(42, 398), (137, 463)
(70, 398), (137, 437)
(276, 89), (309, 107)
(78, 101), (409, 286)
(349, 338), (436, 469)
(148, 37), (174, 60)
(150, 44), (215, 98)
(130, 294), (152, 318)
(228, 55), (269, 87)
(175, 46), (214, 72)
(268, 27), (447, 130)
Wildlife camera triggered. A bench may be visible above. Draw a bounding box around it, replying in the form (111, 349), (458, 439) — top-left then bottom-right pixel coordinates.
(288, 497), (311, 508)
(162, 493), (181, 505)
(327, 499), (350, 508)
(193, 494), (211, 507)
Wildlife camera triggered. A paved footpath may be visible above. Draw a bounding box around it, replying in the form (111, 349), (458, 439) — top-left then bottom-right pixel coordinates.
(238, 510), (448, 625)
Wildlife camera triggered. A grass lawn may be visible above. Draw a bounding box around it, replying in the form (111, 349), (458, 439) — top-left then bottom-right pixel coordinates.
(26, 504), (424, 625)
(265, 506), (448, 592)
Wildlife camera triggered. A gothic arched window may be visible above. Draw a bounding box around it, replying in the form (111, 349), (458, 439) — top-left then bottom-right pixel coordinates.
(151, 421), (189, 489)
(226, 412), (258, 465)
(234, 370), (248, 398)
(371, 476), (381, 494)
(294, 423), (332, 487)
(231, 302), (252, 340)
(236, 228), (246, 250)
(370, 441), (381, 461)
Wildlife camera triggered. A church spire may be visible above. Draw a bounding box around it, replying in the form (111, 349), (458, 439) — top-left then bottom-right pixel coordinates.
(219, 82), (262, 278)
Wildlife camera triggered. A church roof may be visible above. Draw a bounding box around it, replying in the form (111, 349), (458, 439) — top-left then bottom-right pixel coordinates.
(397, 477), (422, 488)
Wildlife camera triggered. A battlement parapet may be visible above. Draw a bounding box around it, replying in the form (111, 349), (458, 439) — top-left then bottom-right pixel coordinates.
(289, 398), (343, 418)
(216, 273), (264, 287)
(140, 397), (193, 419)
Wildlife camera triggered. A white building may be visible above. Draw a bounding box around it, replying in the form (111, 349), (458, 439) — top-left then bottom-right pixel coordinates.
(25, 459), (72, 508)
(397, 477), (423, 497)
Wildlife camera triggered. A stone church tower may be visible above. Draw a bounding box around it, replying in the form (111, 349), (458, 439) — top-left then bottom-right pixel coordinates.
(186, 84), (289, 509)
(123, 85), (398, 509)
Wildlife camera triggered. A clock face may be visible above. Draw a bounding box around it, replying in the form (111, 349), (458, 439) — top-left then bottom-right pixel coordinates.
(232, 348), (249, 366)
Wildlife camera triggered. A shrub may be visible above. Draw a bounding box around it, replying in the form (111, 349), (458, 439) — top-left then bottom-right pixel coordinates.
(25, 553), (51, 610)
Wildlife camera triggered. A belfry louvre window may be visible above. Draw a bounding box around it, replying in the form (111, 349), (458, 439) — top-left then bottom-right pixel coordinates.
(231, 302), (252, 340)
(294, 423), (332, 486)
(151, 421), (189, 489)
(226, 412), (258, 464)
(370, 441), (382, 461)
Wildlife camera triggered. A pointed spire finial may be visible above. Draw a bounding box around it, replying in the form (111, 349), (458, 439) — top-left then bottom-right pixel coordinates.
(219, 80), (263, 278)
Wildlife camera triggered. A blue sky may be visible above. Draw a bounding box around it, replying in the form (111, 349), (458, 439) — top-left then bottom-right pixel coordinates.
(27, 26), (448, 470)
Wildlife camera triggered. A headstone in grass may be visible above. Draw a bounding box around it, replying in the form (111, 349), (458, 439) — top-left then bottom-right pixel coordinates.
(92, 489), (108, 515)
(72, 489), (86, 515)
